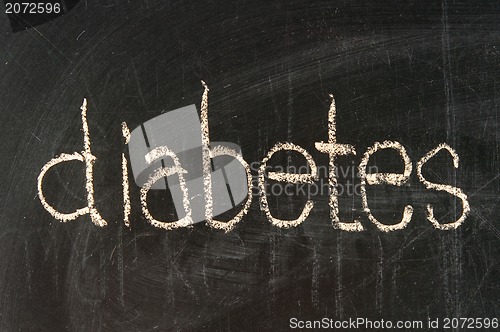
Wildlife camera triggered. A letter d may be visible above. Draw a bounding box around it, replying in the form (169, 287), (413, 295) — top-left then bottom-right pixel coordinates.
(37, 99), (107, 227)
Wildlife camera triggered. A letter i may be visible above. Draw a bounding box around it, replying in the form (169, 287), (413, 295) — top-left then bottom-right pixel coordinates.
(122, 122), (131, 227)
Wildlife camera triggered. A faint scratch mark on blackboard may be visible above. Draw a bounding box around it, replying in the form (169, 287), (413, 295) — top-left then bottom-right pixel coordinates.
(131, 59), (147, 110)
(311, 246), (319, 308)
(335, 232), (343, 318)
(375, 235), (383, 315)
(30, 131), (41, 142)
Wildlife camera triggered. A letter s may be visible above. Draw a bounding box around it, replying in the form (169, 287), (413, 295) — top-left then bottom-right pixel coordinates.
(417, 143), (470, 230)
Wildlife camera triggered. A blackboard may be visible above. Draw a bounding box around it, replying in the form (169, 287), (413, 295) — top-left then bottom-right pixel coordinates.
(0, 0), (499, 331)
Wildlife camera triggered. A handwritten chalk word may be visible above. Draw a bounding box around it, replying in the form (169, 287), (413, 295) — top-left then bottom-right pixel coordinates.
(37, 82), (470, 232)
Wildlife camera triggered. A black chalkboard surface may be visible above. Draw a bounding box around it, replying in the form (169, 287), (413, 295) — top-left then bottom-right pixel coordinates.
(0, 1), (499, 331)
